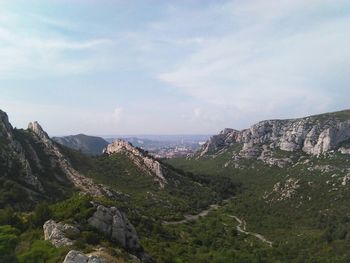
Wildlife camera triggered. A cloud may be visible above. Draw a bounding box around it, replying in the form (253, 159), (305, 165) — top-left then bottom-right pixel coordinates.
(158, 0), (350, 122)
(0, 10), (114, 78)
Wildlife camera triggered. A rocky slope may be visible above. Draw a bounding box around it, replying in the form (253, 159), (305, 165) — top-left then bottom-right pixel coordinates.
(28, 121), (115, 198)
(0, 109), (118, 209)
(197, 109), (350, 166)
(43, 203), (153, 262)
(53, 134), (108, 155)
(104, 140), (167, 188)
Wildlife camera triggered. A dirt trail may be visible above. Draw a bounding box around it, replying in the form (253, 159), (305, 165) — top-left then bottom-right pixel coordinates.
(228, 215), (273, 247)
(163, 204), (220, 225)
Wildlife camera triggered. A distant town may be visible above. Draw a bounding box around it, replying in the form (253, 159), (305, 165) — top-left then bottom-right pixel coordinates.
(106, 135), (210, 159)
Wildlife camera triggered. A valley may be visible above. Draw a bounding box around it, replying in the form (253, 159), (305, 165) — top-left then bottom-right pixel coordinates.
(1, 109), (350, 262)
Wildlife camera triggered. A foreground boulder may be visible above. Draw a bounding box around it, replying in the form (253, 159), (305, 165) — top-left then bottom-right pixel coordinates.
(63, 250), (107, 263)
(88, 204), (153, 262)
(43, 220), (79, 247)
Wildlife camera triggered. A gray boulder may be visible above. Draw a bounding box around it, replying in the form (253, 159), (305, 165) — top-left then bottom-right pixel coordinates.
(43, 220), (79, 248)
(88, 205), (139, 250)
(88, 204), (153, 262)
(63, 250), (107, 263)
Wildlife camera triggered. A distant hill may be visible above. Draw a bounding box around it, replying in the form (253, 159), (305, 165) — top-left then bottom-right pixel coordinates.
(53, 134), (108, 155)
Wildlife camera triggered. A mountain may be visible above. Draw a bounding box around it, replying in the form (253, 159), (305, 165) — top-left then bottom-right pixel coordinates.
(53, 134), (108, 155)
(0, 110), (75, 209)
(0, 109), (238, 263)
(163, 109), (350, 262)
(103, 139), (167, 187)
(4, 108), (350, 262)
(197, 109), (350, 167)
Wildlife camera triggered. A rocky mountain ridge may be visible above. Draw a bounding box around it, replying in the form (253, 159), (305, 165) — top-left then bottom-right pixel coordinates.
(197, 110), (350, 166)
(27, 121), (115, 198)
(104, 139), (167, 188)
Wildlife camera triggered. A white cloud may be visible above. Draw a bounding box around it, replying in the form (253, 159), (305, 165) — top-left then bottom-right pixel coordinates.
(0, 11), (114, 78)
(158, 0), (350, 123)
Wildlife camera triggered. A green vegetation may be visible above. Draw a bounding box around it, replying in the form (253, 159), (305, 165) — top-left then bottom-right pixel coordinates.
(2, 123), (350, 262)
(61, 146), (240, 221)
(155, 153), (350, 262)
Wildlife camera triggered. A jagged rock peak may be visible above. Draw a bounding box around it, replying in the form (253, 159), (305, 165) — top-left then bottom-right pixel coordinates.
(28, 121), (50, 141)
(104, 139), (167, 188)
(0, 109), (13, 138)
(104, 139), (138, 154)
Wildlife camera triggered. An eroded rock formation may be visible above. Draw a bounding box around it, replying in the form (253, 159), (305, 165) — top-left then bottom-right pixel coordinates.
(198, 110), (350, 165)
(104, 139), (167, 188)
(43, 220), (79, 247)
(63, 250), (107, 263)
(88, 203), (153, 263)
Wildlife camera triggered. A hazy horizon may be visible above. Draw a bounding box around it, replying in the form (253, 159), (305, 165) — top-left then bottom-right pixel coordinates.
(1, 0), (349, 135)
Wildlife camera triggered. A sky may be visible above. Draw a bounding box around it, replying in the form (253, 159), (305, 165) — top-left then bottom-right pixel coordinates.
(0, 0), (349, 136)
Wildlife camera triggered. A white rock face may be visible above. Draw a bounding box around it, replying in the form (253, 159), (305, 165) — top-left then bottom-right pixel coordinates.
(198, 112), (350, 159)
(28, 121), (115, 197)
(104, 139), (167, 188)
(87, 204), (153, 263)
(88, 204), (140, 250)
(0, 110), (13, 140)
(0, 111), (44, 192)
(339, 147), (350, 154)
(63, 250), (107, 263)
(43, 220), (79, 247)
(264, 178), (300, 201)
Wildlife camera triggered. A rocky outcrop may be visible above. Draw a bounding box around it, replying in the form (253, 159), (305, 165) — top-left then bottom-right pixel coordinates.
(63, 250), (107, 263)
(104, 140), (167, 188)
(264, 178), (300, 201)
(43, 220), (79, 247)
(0, 110), (13, 140)
(0, 112), (44, 192)
(339, 147), (350, 154)
(197, 110), (350, 164)
(88, 204), (153, 263)
(28, 121), (115, 197)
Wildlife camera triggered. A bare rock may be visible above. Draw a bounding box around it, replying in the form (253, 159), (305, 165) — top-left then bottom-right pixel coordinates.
(339, 147), (350, 154)
(63, 250), (107, 263)
(197, 110), (350, 166)
(88, 204), (153, 263)
(264, 178), (300, 201)
(43, 220), (79, 248)
(104, 139), (167, 188)
(28, 121), (115, 197)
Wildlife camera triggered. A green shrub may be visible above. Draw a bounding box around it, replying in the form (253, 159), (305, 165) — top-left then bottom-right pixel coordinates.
(17, 240), (67, 263)
(0, 225), (19, 262)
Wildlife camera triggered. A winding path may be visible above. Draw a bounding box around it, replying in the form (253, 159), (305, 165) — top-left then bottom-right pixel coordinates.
(163, 204), (220, 225)
(228, 215), (273, 247)
(162, 200), (273, 247)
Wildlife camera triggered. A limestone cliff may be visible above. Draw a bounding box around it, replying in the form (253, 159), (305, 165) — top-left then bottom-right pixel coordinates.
(198, 110), (350, 163)
(0, 112), (43, 192)
(104, 139), (167, 188)
(27, 121), (115, 197)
